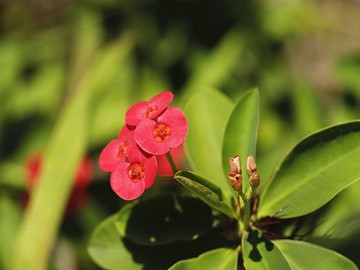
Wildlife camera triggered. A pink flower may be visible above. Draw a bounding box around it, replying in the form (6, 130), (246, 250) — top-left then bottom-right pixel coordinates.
(99, 90), (188, 200)
(110, 152), (157, 200)
(99, 125), (158, 200)
(134, 107), (188, 155)
(125, 91), (174, 126)
(99, 125), (138, 172)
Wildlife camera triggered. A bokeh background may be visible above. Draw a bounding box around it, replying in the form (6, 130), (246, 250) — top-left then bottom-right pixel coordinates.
(1, 0), (360, 269)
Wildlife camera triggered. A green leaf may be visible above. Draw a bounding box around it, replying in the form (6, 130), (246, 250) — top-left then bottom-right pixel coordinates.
(88, 211), (142, 270)
(291, 83), (322, 136)
(222, 89), (260, 192)
(12, 85), (89, 270)
(184, 88), (234, 202)
(89, 197), (236, 269)
(313, 180), (360, 238)
(174, 171), (236, 218)
(242, 228), (291, 270)
(122, 195), (213, 245)
(273, 240), (358, 270)
(169, 247), (239, 270)
(182, 28), (246, 99)
(259, 121), (360, 218)
(0, 194), (21, 270)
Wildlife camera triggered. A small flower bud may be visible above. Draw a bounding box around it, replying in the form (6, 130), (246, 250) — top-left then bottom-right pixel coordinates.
(246, 155), (257, 174)
(229, 155), (241, 174)
(249, 172), (260, 189)
(228, 172), (242, 190)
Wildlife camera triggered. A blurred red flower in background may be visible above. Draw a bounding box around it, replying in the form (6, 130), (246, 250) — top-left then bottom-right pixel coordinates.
(24, 153), (92, 216)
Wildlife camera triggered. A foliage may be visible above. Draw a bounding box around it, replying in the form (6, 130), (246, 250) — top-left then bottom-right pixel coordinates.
(1, 1), (360, 269)
(88, 89), (359, 269)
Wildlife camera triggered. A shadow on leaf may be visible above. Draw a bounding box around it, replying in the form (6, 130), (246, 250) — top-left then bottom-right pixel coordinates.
(246, 228), (274, 262)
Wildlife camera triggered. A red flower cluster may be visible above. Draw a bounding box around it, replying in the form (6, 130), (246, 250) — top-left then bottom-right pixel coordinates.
(99, 91), (188, 200)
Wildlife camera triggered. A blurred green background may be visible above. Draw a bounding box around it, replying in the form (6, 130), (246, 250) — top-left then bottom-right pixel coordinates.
(0, 0), (359, 269)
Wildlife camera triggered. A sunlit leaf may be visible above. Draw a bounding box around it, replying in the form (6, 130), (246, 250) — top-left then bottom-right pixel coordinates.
(242, 228), (291, 270)
(274, 240), (358, 270)
(292, 83), (322, 136)
(259, 121), (360, 218)
(184, 88), (234, 203)
(169, 247), (239, 270)
(12, 48), (91, 269)
(222, 89), (259, 192)
(0, 194), (21, 270)
(313, 180), (360, 238)
(174, 171), (236, 218)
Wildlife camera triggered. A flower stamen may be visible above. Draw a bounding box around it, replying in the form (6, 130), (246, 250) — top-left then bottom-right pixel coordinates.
(117, 142), (131, 159)
(128, 163), (145, 183)
(153, 123), (171, 142)
(144, 105), (158, 118)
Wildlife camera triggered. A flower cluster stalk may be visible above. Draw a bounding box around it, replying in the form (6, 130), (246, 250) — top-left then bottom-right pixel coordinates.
(165, 152), (178, 174)
(228, 155), (260, 232)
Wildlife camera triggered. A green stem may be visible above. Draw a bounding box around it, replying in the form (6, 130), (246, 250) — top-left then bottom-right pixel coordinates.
(243, 199), (250, 230)
(166, 152), (178, 174)
(238, 191), (250, 231)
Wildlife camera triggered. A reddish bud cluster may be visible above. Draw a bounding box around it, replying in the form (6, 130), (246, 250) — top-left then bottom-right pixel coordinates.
(247, 155), (260, 189)
(99, 91), (188, 200)
(228, 155), (260, 191)
(228, 155), (243, 190)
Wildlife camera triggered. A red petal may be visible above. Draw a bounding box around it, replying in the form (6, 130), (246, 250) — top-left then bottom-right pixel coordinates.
(99, 139), (123, 172)
(125, 91), (174, 126)
(147, 91), (174, 118)
(125, 101), (148, 126)
(117, 125), (145, 161)
(158, 107), (188, 148)
(110, 163), (146, 200)
(134, 119), (170, 155)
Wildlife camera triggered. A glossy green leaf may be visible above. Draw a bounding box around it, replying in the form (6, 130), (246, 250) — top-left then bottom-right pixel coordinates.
(122, 195), (213, 245)
(89, 197), (235, 269)
(259, 121), (360, 218)
(169, 247), (239, 270)
(242, 228), (291, 270)
(174, 171), (236, 218)
(184, 88), (234, 202)
(222, 89), (260, 192)
(274, 240), (358, 270)
(313, 180), (360, 238)
(88, 211), (142, 270)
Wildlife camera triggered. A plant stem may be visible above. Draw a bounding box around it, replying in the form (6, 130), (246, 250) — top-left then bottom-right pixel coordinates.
(166, 152), (178, 174)
(238, 191), (250, 231)
(243, 199), (250, 230)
